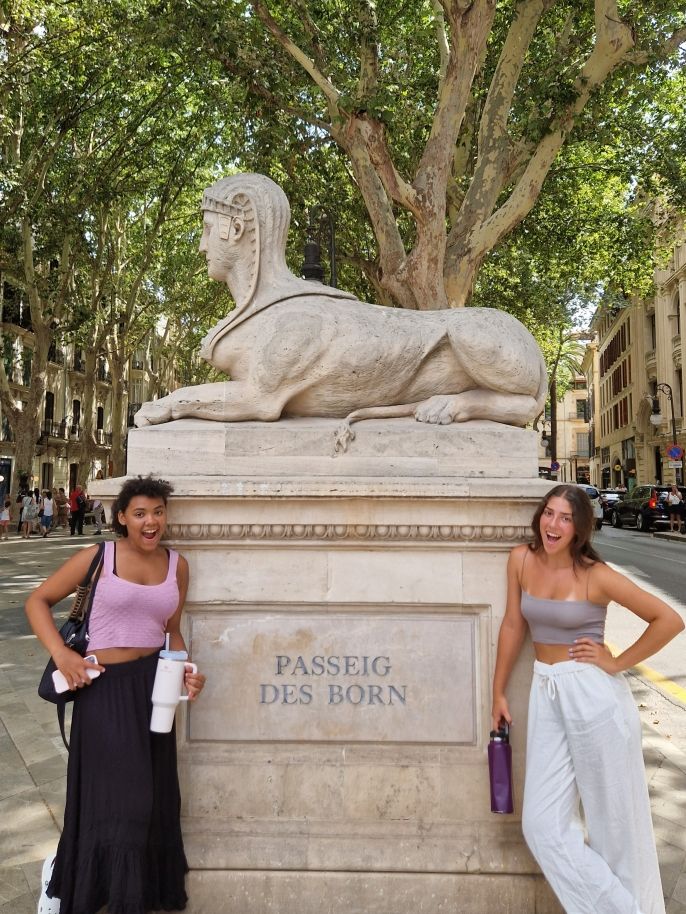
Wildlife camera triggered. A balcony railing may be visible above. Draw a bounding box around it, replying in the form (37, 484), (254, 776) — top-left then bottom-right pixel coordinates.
(41, 419), (67, 439)
(131, 359), (145, 370)
(95, 429), (112, 446)
(97, 365), (111, 382)
(72, 358), (85, 373)
(1, 306), (32, 331)
(48, 347), (65, 365)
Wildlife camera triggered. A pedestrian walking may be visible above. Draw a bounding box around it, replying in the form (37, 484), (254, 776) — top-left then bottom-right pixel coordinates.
(68, 485), (86, 536)
(25, 474), (206, 914)
(91, 495), (105, 534)
(0, 498), (10, 539)
(666, 484), (683, 533)
(40, 490), (54, 537)
(33, 487), (43, 535)
(491, 483), (684, 914)
(54, 487), (69, 529)
(20, 490), (38, 539)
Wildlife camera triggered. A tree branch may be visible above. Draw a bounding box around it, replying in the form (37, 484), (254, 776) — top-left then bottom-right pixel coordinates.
(357, 0), (380, 100)
(207, 41), (331, 131)
(416, 0), (496, 199)
(627, 26), (686, 66)
(467, 0), (634, 257)
(477, 0), (550, 155)
(449, 0), (550, 242)
(251, 1), (340, 109)
(343, 116), (420, 215)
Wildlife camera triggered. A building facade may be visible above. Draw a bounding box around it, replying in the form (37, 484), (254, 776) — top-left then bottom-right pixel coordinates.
(0, 283), (176, 501)
(590, 236), (686, 491)
(538, 378), (592, 484)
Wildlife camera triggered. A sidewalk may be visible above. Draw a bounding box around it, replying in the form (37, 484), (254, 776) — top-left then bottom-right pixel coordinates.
(1, 530), (686, 913)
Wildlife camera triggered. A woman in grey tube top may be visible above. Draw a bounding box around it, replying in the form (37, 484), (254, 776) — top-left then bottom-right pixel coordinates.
(491, 483), (683, 914)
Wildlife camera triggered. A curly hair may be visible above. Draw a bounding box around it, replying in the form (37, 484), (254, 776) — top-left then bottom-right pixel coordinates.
(529, 483), (604, 569)
(110, 475), (173, 537)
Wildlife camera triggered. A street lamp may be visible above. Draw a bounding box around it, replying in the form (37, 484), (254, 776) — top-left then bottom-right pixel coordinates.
(301, 207), (337, 287)
(649, 382), (682, 485)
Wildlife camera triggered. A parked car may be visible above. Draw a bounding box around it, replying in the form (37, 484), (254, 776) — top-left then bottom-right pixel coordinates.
(610, 485), (686, 532)
(599, 489), (622, 521)
(573, 483), (604, 530)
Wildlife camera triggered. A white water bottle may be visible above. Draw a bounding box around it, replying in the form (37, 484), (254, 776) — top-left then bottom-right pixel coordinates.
(150, 650), (198, 733)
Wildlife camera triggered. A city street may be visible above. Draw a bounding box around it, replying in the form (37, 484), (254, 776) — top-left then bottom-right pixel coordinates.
(593, 524), (686, 760)
(595, 524), (686, 688)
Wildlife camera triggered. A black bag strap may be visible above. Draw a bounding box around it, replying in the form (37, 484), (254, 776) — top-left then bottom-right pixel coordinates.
(80, 540), (106, 629)
(57, 541), (106, 751)
(69, 541), (106, 622)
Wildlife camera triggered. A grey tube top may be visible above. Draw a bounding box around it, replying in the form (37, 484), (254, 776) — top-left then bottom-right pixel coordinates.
(520, 591), (607, 644)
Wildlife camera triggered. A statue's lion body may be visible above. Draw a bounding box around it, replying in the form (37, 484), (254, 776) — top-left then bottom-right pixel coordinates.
(134, 173), (547, 437)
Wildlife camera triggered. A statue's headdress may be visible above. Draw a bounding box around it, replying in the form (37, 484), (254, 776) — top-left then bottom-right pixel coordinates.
(201, 186), (260, 306)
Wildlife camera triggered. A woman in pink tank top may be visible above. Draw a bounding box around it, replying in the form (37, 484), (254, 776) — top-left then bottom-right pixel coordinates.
(26, 475), (206, 914)
(492, 483), (683, 914)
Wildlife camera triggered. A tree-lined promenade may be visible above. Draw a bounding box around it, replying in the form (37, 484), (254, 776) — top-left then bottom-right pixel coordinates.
(1, 1), (685, 496)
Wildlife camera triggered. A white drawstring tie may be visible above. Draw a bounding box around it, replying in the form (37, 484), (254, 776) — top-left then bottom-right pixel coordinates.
(538, 674), (557, 700)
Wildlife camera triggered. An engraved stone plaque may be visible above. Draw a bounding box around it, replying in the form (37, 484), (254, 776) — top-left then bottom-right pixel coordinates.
(190, 609), (478, 743)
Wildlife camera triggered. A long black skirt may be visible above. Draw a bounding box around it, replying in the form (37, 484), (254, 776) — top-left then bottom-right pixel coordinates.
(48, 651), (188, 914)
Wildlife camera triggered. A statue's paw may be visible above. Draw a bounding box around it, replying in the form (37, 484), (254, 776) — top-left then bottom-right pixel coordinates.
(134, 399), (171, 428)
(414, 396), (457, 425)
(333, 422), (355, 455)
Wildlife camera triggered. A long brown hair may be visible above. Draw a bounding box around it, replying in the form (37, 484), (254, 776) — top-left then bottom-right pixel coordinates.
(530, 484), (604, 568)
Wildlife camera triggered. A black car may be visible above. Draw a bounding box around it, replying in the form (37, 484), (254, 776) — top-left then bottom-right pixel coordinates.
(610, 485), (686, 532)
(599, 489), (622, 521)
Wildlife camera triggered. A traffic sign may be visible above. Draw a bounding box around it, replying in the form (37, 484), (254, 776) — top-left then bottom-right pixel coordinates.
(667, 445), (684, 460)
(550, 461), (560, 471)
(668, 460), (683, 469)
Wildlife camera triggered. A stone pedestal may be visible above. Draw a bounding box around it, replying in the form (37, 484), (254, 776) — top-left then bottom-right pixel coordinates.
(99, 418), (560, 913)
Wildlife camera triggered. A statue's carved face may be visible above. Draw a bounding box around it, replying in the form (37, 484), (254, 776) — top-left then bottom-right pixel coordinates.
(199, 210), (245, 284)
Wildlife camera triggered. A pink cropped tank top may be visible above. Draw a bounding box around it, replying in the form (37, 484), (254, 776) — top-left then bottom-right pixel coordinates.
(519, 549), (607, 645)
(87, 541), (180, 650)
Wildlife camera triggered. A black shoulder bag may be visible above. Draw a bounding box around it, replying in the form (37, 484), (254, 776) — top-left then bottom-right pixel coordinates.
(38, 541), (106, 749)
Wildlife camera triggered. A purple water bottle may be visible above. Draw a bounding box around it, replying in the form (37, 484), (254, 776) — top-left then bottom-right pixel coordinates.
(488, 723), (514, 814)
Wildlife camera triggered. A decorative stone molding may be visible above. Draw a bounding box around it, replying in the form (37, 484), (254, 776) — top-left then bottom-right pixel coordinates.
(165, 522), (531, 544)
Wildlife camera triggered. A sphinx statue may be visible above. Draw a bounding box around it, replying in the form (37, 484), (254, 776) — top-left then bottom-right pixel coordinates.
(134, 173), (547, 448)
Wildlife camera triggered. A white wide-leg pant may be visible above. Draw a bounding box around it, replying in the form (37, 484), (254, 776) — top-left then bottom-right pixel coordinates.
(522, 660), (665, 914)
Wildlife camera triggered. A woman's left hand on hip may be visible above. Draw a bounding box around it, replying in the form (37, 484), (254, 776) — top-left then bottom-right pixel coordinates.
(568, 638), (618, 674)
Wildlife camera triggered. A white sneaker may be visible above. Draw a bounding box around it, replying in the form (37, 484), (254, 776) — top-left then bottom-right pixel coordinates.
(37, 854), (60, 914)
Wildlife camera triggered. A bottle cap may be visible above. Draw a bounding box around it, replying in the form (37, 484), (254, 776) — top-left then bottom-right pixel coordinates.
(159, 649), (188, 661)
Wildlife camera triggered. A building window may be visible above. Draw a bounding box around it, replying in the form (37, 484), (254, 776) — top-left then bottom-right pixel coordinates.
(45, 391), (54, 422)
(3, 337), (14, 382)
(576, 432), (590, 457)
(677, 370), (683, 418)
(97, 406), (104, 430)
(21, 347), (32, 386)
(71, 399), (81, 434)
(576, 399), (588, 420)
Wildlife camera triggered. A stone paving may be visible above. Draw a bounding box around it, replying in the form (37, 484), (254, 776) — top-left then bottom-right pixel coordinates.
(1, 528), (686, 913)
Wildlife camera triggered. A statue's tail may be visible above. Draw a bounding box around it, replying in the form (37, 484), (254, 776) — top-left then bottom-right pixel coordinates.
(333, 402), (421, 455)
